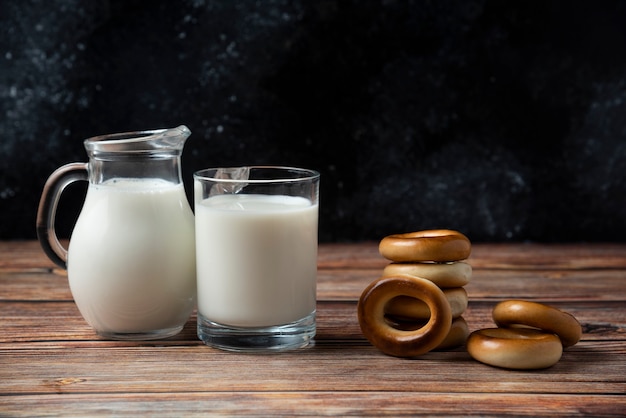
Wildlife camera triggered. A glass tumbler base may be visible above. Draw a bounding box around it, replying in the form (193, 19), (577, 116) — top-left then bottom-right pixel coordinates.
(96, 325), (184, 341)
(197, 312), (316, 352)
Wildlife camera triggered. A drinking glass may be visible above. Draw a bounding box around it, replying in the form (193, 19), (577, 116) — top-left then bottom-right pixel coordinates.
(194, 166), (320, 351)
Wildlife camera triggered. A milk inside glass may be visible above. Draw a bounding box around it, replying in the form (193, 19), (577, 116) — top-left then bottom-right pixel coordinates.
(67, 178), (196, 334)
(196, 194), (318, 327)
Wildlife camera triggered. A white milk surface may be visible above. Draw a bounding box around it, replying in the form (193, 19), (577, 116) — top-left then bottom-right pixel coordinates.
(67, 178), (196, 333)
(195, 194), (318, 327)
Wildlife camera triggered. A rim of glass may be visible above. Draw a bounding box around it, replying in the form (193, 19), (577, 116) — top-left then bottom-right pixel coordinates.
(85, 128), (167, 145)
(83, 125), (190, 153)
(194, 166), (320, 183)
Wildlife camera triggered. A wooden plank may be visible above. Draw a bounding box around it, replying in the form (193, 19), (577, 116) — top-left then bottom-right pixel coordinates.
(318, 268), (626, 302)
(1, 392), (624, 417)
(469, 243), (626, 270)
(0, 272), (72, 301)
(0, 300), (623, 345)
(1, 305), (624, 397)
(4, 241), (626, 272)
(2, 266), (625, 302)
(317, 242), (626, 270)
(0, 240), (59, 271)
(465, 269), (626, 301)
(1, 342), (624, 396)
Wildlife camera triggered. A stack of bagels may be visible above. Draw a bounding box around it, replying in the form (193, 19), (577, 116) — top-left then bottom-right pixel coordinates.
(358, 229), (472, 358)
(357, 229), (583, 370)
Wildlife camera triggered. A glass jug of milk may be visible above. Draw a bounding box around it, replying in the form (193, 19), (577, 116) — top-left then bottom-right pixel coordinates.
(37, 125), (196, 340)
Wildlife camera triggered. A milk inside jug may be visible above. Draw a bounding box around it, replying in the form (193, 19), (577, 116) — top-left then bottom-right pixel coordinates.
(37, 126), (196, 340)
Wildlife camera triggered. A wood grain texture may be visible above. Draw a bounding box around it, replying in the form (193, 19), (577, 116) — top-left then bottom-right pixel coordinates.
(1, 392), (624, 417)
(0, 241), (625, 416)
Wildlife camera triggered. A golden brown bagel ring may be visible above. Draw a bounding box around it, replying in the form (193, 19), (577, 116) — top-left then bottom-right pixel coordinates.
(379, 230), (471, 262)
(384, 316), (469, 350)
(383, 261), (472, 288)
(385, 287), (468, 319)
(467, 327), (563, 369)
(436, 317), (469, 350)
(358, 274), (452, 357)
(492, 300), (582, 347)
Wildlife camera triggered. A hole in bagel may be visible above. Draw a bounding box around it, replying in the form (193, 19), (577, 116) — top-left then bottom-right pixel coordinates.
(384, 314), (428, 331)
(384, 295), (431, 320)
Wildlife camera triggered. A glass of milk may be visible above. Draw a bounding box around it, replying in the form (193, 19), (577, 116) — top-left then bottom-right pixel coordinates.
(194, 166), (320, 352)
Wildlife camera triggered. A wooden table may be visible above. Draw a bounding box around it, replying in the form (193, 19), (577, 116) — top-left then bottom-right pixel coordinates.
(1, 241), (625, 416)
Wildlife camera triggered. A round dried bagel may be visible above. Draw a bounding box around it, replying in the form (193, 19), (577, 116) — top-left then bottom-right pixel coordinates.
(436, 316), (470, 350)
(467, 327), (563, 370)
(492, 300), (582, 347)
(379, 229), (471, 263)
(358, 274), (452, 357)
(383, 261), (472, 288)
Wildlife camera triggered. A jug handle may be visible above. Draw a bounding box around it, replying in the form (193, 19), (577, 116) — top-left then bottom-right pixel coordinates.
(36, 163), (89, 269)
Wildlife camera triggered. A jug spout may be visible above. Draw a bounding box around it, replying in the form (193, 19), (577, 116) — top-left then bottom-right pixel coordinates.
(154, 125), (191, 151)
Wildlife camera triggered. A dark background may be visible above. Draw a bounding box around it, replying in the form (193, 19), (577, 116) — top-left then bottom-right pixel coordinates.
(2, 0), (626, 243)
